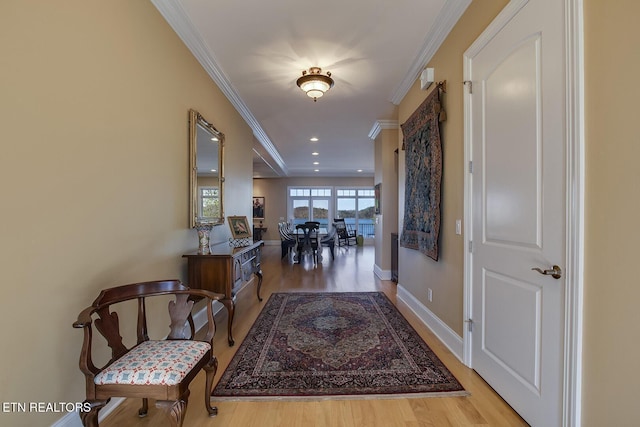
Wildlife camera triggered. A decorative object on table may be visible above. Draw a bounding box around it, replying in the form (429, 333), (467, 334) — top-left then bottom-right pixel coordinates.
(227, 215), (252, 247)
(228, 215), (251, 239)
(194, 222), (214, 254)
(374, 182), (381, 214)
(212, 292), (466, 400)
(252, 196), (265, 219)
(400, 81), (445, 261)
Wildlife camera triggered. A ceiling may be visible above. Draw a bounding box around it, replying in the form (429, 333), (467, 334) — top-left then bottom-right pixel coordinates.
(151, 0), (470, 178)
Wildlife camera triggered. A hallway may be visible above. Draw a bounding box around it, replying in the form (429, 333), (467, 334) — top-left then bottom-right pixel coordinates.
(102, 245), (527, 426)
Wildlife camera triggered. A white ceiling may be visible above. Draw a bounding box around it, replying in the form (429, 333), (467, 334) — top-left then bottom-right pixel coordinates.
(151, 0), (470, 177)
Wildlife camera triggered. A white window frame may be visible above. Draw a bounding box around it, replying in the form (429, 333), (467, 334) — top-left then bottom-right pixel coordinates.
(287, 187), (333, 228)
(335, 186), (376, 239)
(198, 186), (219, 218)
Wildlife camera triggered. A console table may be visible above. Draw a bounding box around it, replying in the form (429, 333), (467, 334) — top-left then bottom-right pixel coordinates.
(183, 240), (263, 346)
(253, 226), (267, 242)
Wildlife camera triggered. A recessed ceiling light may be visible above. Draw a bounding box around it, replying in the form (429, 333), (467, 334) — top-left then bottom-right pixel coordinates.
(211, 169), (216, 172)
(313, 161), (319, 165)
(311, 152), (319, 156)
(314, 169), (320, 172)
(211, 137), (218, 141)
(310, 137), (319, 142)
(357, 169), (363, 172)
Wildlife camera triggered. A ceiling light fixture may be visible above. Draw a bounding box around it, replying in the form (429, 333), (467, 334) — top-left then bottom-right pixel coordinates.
(310, 137), (319, 142)
(296, 67), (334, 101)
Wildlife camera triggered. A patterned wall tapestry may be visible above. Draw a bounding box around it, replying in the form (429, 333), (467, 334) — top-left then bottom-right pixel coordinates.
(400, 86), (443, 261)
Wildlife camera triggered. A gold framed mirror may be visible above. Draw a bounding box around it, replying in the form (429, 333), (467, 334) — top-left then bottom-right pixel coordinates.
(189, 109), (224, 228)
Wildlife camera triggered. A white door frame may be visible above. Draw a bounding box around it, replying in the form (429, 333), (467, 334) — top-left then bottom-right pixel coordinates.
(461, 1), (584, 426)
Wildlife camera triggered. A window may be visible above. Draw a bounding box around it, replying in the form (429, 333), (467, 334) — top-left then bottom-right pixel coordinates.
(336, 188), (375, 238)
(288, 187), (332, 228)
(199, 187), (220, 218)
(287, 186), (375, 237)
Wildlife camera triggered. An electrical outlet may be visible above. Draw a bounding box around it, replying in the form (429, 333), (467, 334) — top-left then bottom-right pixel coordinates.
(428, 288), (433, 302)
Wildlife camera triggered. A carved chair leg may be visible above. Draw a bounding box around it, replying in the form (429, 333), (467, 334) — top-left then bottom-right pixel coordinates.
(138, 398), (149, 417)
(204, 356), (219, 417)
(156, 390), (189, 427)
(255, 270), (263, 302)
(79, 399), (108, 427)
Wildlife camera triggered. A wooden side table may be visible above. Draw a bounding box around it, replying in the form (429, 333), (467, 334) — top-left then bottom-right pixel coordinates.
(253, 226), (267, 242)
(183, 241), (263, 346)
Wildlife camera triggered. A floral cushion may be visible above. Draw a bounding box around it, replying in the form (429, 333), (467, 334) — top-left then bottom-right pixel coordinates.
(94, 340), (210, 386)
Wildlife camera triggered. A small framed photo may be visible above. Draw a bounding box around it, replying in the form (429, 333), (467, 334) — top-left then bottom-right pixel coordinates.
(253, 196), (265, 219)
(228, 216), (252, 239)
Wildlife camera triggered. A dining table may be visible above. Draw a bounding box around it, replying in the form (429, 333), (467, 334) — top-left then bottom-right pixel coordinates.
(294, 222), (327, 263)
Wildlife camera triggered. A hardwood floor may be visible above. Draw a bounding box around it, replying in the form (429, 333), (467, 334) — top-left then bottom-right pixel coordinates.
(101, 244), (527, 426)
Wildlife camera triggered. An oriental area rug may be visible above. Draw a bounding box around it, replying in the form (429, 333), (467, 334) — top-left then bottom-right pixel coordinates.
(212, 292), (467, 400)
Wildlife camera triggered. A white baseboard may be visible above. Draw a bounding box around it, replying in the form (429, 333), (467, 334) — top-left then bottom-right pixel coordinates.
(396, 284), (464, 362)
(374, 264), (392, 281)
(51, 397), (125, 427)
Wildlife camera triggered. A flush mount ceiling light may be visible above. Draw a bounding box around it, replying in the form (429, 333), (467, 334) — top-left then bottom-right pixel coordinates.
(296, 67), (334, 101)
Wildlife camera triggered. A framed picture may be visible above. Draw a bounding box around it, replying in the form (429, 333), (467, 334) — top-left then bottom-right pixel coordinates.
(253, 196), (265, 219)
(228, 216), (252, 239)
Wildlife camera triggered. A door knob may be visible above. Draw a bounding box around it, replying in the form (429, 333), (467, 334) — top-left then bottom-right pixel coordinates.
(531, 265), (562, 279)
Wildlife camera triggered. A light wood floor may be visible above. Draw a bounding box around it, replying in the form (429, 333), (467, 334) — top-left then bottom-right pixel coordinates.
(101, 245), (528, 427)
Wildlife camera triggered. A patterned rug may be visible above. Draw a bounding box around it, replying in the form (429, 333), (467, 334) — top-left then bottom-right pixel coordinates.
(212, 292), (467, 400)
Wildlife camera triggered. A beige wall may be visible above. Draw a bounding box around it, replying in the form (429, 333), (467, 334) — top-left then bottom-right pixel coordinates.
(397, 0), (508, 335)
(0, 1), (253, 425)
(582, 0), (640, 424)
(252, 177), (374, 242)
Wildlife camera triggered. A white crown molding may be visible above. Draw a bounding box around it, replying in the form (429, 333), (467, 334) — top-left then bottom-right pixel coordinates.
(390, 0), (472, 105)
(463, 0), (528, 59)
(150, 0), (288, 175)
(368, 120), (399, 140)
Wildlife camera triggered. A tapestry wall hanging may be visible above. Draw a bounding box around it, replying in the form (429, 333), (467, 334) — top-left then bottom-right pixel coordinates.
(400, 84), (444, 261)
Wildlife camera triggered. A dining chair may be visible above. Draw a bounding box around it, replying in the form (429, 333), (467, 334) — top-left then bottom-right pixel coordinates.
(278, 222), (296, 259)
(334, 218), (357, 246)
(295, 222), (319, 264)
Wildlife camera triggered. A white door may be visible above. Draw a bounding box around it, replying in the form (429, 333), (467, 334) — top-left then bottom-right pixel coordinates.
(467, 0), (565, 425)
